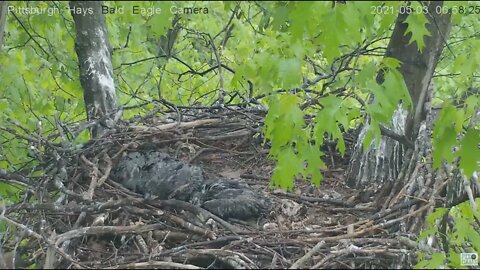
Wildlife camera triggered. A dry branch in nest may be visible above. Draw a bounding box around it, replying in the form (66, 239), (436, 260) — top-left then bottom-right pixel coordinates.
(0, 106), (435, 269)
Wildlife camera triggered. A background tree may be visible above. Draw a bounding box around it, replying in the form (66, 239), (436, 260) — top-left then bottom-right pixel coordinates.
(70, 1), (118, 138)
(347, 1), (451, 205)
(0, 1), (7, 50)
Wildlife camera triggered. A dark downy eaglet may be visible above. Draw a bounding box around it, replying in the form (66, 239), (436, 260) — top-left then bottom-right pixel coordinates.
(113, 150), (271, 220)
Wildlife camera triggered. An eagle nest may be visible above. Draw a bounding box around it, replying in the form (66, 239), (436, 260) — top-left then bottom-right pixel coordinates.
(0, 105), (413, 269)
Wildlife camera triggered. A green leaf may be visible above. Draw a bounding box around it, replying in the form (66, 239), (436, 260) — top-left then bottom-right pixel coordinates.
(448, 250), (461, 268)
(464, 95), (479, 116)
(271, 4), (290, 31)
(362, 124), (374, 151)
(223, 1), (232, 11)
(314, 96), (348, 155)
(146, 2), (173, 38)
(382, 57), (402, 70)
(432, 104), (465, 169)
(427, 207), (448, 225)
(467, 223), (480, 252)
(457, 129), (480, 178)
(289, 2), (314, 40)
(377, 2), (399, 34)
(315, 8), (347, 63)
(453, 216), (469, 243)
(355, 62), (376, 88)
(278, 58), (302, 88)
(403, 10), (431, 52)
(303, 144), (326, 186)
(382, 69), (412, 108)
(432, 125), (457, 168)
(429, 252), (447, 269)
(264, 94), (305, 158)
(270, 148), (302, 190)
(418, 227), (437, 241)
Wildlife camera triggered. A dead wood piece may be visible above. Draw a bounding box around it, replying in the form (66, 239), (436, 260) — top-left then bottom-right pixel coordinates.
(130, 118), (222, 133)
(80, 155), (99, 200)
(152, 236), (243, 258)
(54, 223), (165, 247)
(151, 199), (244, 234)
(181, 249), (258, 269)
(106, 261), (203, 269)
(200, 129), (251, 141)
(290, 240), (326, 269)
(279, 193), (355, 207)
(163, 212), (216, 239)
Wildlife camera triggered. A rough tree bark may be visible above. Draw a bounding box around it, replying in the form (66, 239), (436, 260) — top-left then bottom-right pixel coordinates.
(70, 1), (117, 138)
(347, 2), (451, 192)
(0, 1), (7, 51)
(347, 1), (454, 225)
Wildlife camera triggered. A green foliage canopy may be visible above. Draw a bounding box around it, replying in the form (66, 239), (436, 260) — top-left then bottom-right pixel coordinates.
(0, 0), (478, 189)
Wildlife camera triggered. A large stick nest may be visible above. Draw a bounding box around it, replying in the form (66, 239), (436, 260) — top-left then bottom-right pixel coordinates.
(0, 106), (421, 269)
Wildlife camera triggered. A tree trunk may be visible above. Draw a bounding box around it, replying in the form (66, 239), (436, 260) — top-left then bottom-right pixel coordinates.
(70, 1), (117, 138)
(156, 14), (181, 99)
(0, 1), (7, 51)
(347, 1), (452, 227)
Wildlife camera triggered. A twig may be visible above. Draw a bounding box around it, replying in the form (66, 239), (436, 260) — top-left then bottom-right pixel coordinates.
(80, 155), (99, 200)
(129, 118), (222, 132)
(290, 240), (326, 269)
(54, 223), (164, 247)
(151, 199), (244, 234)
(106, 261), (202, 269)
(0, 207), (85, 268)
